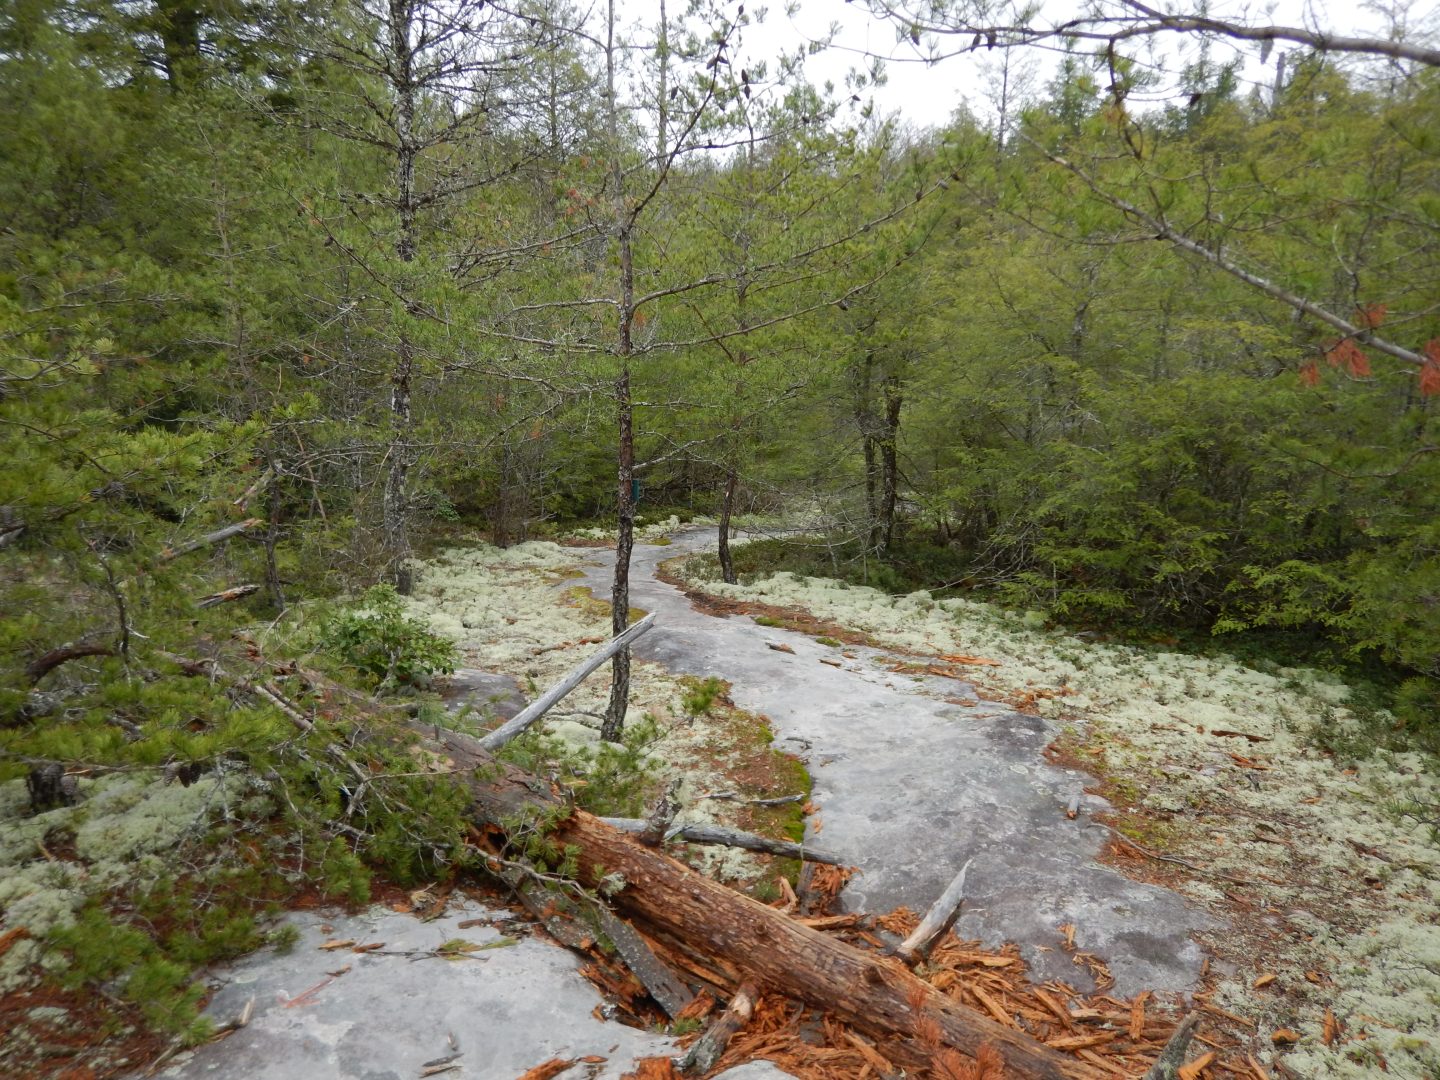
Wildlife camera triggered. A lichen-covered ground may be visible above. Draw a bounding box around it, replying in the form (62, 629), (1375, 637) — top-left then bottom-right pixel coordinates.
(404, 541), (805, 886)
(674, 563), (1440, 1079)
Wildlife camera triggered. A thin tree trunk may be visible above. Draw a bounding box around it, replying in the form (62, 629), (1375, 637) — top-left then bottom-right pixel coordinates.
(602, 0), (637, 742)
(717, 465), (739, 585)
(877, 373), (903, 552)
(264, 457), (286, 613)
(385, 0), (419, 595)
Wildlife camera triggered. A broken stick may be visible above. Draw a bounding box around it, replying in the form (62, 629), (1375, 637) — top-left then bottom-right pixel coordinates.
(478, 613), (657, 751)
(679, 982), (758, 1074)
(895, 858), (972, 967)
(1142, 1012), (1201, 1080)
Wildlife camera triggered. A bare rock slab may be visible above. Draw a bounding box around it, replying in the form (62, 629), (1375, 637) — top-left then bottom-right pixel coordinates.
(146, 900), (674, 1080)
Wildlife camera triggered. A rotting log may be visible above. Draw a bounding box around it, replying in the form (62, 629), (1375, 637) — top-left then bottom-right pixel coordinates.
(436, 728), (1098, 1080)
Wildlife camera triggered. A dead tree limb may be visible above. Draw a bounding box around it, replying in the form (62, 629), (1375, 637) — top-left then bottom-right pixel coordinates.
(1141, 1012), (1201, 1080)
(26, 643), (116, 685)
(600, 818), (845, 865)
(160, 518), (262, 560)
(895, 858), (972, 967)
(197, 584), (262, 608)
(478, 613), (657, 751)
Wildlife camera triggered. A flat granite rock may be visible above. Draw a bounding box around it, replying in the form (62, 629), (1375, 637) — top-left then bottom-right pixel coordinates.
(146, 900), (675, 1080)
(570, 530), (1220, 997)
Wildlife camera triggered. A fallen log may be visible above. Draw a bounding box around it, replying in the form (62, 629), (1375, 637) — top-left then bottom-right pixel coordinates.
(439, 729), (1097, 1080)
(600, 818), (845, 866)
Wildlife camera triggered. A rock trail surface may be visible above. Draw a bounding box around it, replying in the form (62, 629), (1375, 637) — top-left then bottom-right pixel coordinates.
(572, 528), (1217, 996)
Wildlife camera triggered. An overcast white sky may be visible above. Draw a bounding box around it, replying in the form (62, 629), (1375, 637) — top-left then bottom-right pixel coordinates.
(639, 0), (1440, 132)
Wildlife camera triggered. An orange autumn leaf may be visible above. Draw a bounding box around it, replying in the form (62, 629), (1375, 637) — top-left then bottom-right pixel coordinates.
(1357, 302), (1387, 328)
(1299, 360), (1320, 387)
(1323, 1007), (1342, 1046)
(1420, 354), (1440, 398)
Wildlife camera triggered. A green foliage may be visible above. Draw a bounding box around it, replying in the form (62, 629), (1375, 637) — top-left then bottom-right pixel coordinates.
(499, 714), (662, 818)
(321, 585), (459, 688)
(681, 676), (727, 717)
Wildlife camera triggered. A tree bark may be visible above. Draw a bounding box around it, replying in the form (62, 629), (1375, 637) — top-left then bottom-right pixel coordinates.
(877, 372), (903, 552)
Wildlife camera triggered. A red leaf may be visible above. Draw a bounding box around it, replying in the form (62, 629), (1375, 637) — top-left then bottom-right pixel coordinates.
(1299, 360), (1320, 387)
(1358, 302), (1387, 329)
(1325, 339), (1370, 377)
(1421, 358), (1440, 398)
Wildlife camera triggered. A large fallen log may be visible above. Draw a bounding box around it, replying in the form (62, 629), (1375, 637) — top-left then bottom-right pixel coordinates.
(436, 728), (1097, 1080)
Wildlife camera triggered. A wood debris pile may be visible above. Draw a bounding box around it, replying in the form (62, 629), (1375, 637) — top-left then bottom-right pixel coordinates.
(540, 876), (1256, 1080)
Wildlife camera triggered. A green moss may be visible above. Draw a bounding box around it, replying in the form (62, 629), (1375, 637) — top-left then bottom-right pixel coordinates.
(563, 585), (647, 625)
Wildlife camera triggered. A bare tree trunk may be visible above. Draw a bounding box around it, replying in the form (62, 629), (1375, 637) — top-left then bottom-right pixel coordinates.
(717, 465), (739, 585)
(604, 362), (635, 741)
(384, 0), (419, 595)
(264, 456), (286, 613)
(602, 0), (637, 742)
(877, 373), (903, 552)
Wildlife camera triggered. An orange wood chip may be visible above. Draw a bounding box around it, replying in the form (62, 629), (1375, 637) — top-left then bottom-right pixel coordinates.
(1046, 1031), (1117, 1051)
(1178, 1050), (1217, 1079)
(1252, 973), (1277, 989)
(318, 939), (355, 950)
(844, 1031), (895, 1075)
(619, 1058), (680, 1080)
(1271, 1028), (1302, 1045)
(1129, 990), (1150, 1041)
(970, 984), (1017, 1028)
(515, 1059), (576, 1080)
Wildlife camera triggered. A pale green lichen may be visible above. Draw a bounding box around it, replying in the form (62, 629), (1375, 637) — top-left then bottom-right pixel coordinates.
(406, 542), (771, 885)
(0, 772), (248, 992)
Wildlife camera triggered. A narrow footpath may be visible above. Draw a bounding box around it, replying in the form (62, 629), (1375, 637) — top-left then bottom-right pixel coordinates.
(571, 529), (1217, 997)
